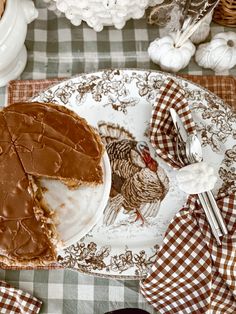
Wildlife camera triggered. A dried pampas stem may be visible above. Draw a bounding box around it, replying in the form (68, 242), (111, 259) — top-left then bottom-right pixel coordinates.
(174, 0), (220, 47)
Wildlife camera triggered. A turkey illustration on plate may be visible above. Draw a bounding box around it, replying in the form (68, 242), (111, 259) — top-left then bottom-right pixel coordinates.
(98, 122), (169, 226)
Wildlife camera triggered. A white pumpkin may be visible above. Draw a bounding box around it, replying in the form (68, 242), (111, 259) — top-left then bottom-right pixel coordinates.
(176, 161), (217, 195)
(190, 13), (212, 44)
(148, 33), (196, 72)
(195, 31), (236, 72)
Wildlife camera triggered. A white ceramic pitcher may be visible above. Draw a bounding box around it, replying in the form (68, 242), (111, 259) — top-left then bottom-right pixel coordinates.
(0, 0), (38, 87)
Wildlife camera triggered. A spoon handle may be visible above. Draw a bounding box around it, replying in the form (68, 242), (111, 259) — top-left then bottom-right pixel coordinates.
(198, 193), (222, 245)
(205, 191), (228, 235)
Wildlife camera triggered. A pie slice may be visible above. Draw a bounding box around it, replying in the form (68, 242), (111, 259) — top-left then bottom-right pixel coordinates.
(0, 102), (104, 266)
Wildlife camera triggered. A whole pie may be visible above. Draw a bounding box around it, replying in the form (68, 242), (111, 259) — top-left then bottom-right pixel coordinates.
(0, 102), (104, 266)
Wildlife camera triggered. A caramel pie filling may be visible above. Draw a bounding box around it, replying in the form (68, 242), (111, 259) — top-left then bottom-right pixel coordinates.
(0, 102), (104, 266)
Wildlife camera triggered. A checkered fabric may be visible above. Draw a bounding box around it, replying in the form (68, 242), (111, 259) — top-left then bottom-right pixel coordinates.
(7, 78), (63, 105)
(0, 280), (42, 314)
(140, 78), (236, 313)
(0, 269), (156, 314)
(140, 194), (236, 313)
(180, 75), (236, 109)
(149, 78), (196, 168)
(23, 1), (236, 80)
(6, 75), (236, 109)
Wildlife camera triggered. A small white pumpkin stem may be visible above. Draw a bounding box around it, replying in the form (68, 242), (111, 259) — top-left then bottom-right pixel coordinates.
(174, 30), (181, 47)
(227, 40), (234, 47)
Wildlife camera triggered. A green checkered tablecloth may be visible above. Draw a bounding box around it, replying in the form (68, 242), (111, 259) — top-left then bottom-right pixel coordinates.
(0, 1), (235, 313)
(0, 269), (156, 314)
(24, 3), (236, 78)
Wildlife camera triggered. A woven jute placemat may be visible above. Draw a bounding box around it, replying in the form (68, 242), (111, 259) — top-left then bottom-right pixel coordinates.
(7, 75), (236, 109)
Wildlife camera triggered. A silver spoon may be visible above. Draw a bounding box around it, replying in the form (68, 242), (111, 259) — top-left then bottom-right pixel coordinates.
(185, 135), (222, 244)
(186, 134), (228, 236)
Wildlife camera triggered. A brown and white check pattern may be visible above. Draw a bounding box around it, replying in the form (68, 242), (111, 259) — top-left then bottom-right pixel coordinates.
(140, 78), (236, 313)
(149, 78), (196, 169)
(0, 280), (42, 314)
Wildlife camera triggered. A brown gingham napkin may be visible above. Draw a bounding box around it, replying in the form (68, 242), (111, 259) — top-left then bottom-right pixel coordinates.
(140, 78), (236, 313)
(148, 78), (197, 169)
(0, 281), (42, 313)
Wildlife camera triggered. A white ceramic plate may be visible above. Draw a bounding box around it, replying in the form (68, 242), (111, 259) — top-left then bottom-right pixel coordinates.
(33, 69), (235, 279)
(40, 152), (111, 249)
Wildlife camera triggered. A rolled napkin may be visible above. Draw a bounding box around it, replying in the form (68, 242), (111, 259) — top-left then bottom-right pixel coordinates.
(140, 78), (236, 313)
(0, 281), (42, 314)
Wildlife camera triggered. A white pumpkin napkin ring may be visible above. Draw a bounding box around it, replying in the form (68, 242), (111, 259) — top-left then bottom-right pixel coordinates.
(176, 161), (217, 195)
